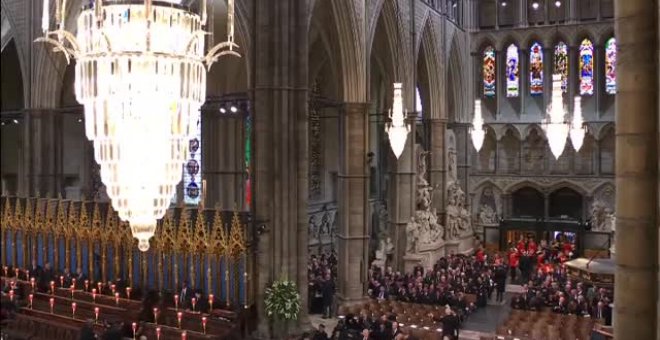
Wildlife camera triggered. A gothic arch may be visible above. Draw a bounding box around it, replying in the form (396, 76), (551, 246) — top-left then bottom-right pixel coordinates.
(447, 32), (469, 122)
(330, 0), (368, 102)
(504, 180), (545, 195)
(546, 180), (589, 197)
(418, 15), (445, 120)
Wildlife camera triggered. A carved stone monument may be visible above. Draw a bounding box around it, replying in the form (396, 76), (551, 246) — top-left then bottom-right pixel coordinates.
(444, 130), (474, 254)
(402, 148), (445, 271)
(590, 200), (615, 232)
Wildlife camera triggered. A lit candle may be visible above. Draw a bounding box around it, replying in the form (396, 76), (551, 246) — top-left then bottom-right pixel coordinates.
(60, 275), (64, 287)
(191, 297), (196, 312)
(25, 269), (30, 280)
(174, 294), (179, 310)
(208, 294), (214, 312)
(126, 287), (131, 300)
(84, 280), (89, 292)
(72, 278), (76, 288)
(94, 307), (100, 323)
(110, 284), (116, 294)
(71, 302), (77, 318)
(181, 331), (187, 340)
(177, 311), (183, 328)
(156, 327), (161, 340)
(30, 277), (36, 291)
(70, 284), (75, 299)
(29, 294), (34, 309)
(15, 268), (19, 278)
(9, 289), (14, 302)
(3, 266), (7, 277)
(97, 282), (102, 293)
(92, 288), (97, 302)
(202, 316), (207, 334)
(114, 292), (120, 306)
(153, 307), (159, 325)
(132, 322), (137, 339)
(49, 297), (55, 313)
(50, 281), (55, 295)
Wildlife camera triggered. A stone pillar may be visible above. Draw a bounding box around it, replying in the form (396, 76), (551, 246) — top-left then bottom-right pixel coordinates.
(252, 0), (309, 336)
(336, 102), (370, 304)
(450, 123), (471, 193)
(388, 113), (417, 271)
(25, 110), (61, 198)
(613, 1), (659, 339)
(429, 119), (447, 218)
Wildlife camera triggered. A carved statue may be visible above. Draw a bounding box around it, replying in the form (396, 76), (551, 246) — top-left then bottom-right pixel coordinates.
(406, 217), (421, 253)
(445, 181), (472, 240)
(478, 204), (498, 224)
(590, 200), (615, 232)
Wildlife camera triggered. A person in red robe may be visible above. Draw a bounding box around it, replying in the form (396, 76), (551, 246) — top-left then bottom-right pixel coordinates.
(475, 247), (486, 263)
(508, 248), (519, 283)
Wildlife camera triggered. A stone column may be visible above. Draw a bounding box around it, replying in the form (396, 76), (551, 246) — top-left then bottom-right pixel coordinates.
(336, 102), (370, 304)
(252, 0), (309, 336)
(25, 110), (61, 198)
(429, 119), (447, 218)
(388, 113), (417, 271)
(613, 0), (659, 339)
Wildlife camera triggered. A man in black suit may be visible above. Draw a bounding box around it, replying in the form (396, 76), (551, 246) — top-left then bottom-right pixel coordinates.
(193, 290), (209, 313)
(321, 274), (334, 319)
(433, 308), (459, 340)
(29, 259), (43, 280)
(179, 281), (192, 309)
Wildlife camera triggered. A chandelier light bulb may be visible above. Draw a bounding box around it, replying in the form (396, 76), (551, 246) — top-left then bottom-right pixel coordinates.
(36, 0), (240, 251)
(501, 1), (507, 7)
(570, 96), (585, 152)
(544, 74), (569, 159)
(555, 0), (561, 7)
(532, 2), (539, 9)
(386, 83), (410, 159)
(471, 99), (485, 152)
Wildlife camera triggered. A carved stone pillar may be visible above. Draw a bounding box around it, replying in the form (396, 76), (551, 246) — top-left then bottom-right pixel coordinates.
(613, 0), (659, 338)
(336, 102), (370, 304)
(429, 119), (447, 217)
(388, 113), (417, 272)
(252, 0), (310, 336)
(24, 110), (62, 198)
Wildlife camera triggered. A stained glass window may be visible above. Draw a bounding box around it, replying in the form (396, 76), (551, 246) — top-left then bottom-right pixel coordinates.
(554, 42), (569, 92)
(244, 112), (252, 209)
(483, 46), (496, 97)
(579, 39), (594, 95)
(529, 42), (544, 95)
(605, 37), (616, 94)
(183, 114), (202, 205)
(506, 44), (519, 97)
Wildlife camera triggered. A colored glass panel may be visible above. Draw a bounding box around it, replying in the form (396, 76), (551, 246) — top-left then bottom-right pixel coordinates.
(554, 42), (569, 92)
(183, 113), (202, 205)
(506, 44), (519, 97)
(605, 37), (616, 95)
(483, 46), (496, 97)
(529, 42), (544, 95)
(579, 39), (594, 95)
(245, 113), (252, 209)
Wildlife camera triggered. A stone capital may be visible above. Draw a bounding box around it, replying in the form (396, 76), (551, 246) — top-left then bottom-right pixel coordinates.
(341, 102), (370, 116)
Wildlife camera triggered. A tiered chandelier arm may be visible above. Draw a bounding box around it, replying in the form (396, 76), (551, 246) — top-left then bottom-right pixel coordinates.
(386, 83), (411, 159)
(543, 74), (570, 159)
(35, 0), (240, 251)
(570, 96), (585, 152)
(471, 99), (485, 152)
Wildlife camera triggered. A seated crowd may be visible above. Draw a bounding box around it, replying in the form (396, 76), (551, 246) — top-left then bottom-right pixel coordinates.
(308, 252), (338, 318)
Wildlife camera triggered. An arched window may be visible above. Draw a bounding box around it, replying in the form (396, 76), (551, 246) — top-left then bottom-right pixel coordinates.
(483, 46), (496, 97)
(554, 41), (568, 92)
(529, 42), (544, 95)
(605, 37), (616, 94)
(579, 38), (594, 95)
(506, 44), (520, 97)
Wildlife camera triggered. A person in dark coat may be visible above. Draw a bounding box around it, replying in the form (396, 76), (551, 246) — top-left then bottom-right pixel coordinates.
(321, 274), (334, 319)
(433, 307), (460, 340)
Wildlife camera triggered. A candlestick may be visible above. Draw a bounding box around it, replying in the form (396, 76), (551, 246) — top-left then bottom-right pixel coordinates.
(92, 289), (97, 302)
(191, 297), (196, 312)
(60, 276), (64, 287)
(25, 269), (30, 280)
(84, 280), (89, 292)
(209, 294), (214, 312)
(132, 322), (137, 340)
(111, 284), (116, 295)
(114, 292), (120, 306)
(153, 307), (159, 325)
(29, 294), (34, 309)
(50, 281), (55, 295)
(72, 278), (76, 288)
(202, 316), (207, 334)
(181, 331), (187, 340)
(9, 289), (14, 302)
(97, 282), (102, 294)
(3, 266), (7, 277)
(49, 297), (55, 314)
(15, 268), (19, 278)
(156, 327), (161, 340)
(174, 294), (179, 310)
(72, 302), (77, 319)
(30, 277), (36, 291)
(70, 284), (75, 299)
(126, 287), (132, 300)
(177, 311), (183, 328)
(94, 307), (100, 323)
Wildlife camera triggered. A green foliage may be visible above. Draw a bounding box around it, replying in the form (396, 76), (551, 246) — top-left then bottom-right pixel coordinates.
(264, 279), (301, 321)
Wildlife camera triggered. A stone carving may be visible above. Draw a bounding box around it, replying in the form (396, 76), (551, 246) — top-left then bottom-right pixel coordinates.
(468, 175), (614, 196)
(478, 204), (498, 224)
(446, 181), (472, 240)
(405, 149), (444, 254)
(373, 237), (394, 267)
(590, 200), (615, 232)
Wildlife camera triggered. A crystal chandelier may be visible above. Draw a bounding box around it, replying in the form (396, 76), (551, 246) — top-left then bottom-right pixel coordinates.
(569, 96), (585, 152)
(471, 99), (485, 152)
(386, 83), (410, 158)
(36, 0), (240, 251)
(543, 74), (570, 159)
